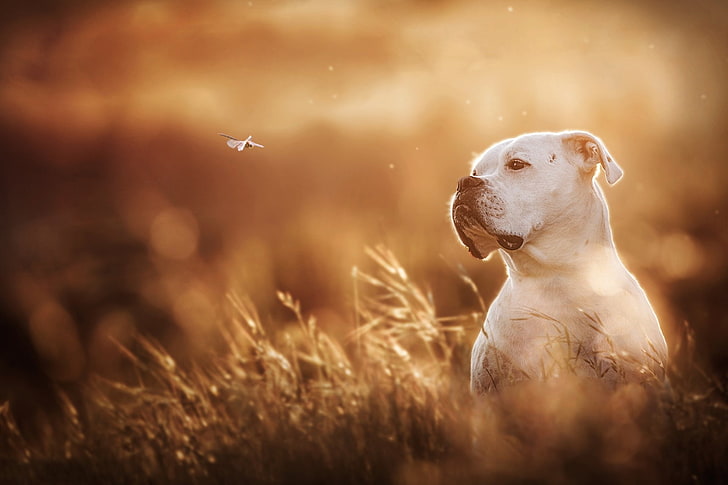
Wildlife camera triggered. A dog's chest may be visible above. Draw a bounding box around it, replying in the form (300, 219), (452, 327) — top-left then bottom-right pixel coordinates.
(487, 275), (615, 351)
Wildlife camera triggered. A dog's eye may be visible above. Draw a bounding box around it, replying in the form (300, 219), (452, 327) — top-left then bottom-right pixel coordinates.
(506, 159), (529, 171)
(471, 169), (477, 176)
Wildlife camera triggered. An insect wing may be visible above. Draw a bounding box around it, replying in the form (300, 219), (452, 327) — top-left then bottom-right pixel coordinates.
(226, 139), (242, 149)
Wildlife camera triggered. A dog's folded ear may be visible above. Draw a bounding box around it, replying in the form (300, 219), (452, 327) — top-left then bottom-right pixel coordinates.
(562, 131), (623, 185)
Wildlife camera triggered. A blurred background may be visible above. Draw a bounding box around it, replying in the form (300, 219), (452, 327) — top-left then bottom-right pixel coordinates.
(1, 0), (726, 418)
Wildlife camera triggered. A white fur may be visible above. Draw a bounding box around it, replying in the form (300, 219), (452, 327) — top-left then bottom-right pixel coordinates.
(451, 131), (667, 393)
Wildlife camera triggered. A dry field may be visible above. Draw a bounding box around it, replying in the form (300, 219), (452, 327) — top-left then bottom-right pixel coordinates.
(1, 247), (727, 484)
(1, 0), (727, 483)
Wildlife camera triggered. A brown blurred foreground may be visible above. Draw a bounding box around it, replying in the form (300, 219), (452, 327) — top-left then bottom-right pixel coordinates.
(0, 249), (726, 484)
(0, 0), (727, 480)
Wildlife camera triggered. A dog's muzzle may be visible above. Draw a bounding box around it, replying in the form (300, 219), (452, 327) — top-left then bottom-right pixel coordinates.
(452, 176), (524, 253)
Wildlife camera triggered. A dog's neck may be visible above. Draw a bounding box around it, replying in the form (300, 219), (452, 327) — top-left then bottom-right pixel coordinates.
(500, 181), (623, 281)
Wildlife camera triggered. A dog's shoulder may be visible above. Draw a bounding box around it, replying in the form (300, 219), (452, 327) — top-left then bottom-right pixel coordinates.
(471, 331), (529, 395)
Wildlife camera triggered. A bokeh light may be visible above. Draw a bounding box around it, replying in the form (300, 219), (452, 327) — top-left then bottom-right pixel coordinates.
(1, 0), (726, 391)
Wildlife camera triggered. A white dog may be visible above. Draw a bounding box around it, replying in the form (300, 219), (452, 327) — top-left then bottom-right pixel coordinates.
(451, 131), (667, 394)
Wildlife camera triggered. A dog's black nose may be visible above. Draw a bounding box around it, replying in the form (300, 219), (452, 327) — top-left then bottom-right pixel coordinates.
(457, 176), (485, 192)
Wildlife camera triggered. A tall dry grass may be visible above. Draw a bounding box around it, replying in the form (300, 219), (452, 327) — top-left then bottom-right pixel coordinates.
(1, 246), (726, 484)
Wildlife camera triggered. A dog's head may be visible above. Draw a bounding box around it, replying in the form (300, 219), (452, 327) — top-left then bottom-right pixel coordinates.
(451, 130), (623, 259)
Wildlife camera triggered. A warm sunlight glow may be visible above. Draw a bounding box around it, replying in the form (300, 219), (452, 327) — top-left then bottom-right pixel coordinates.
(0, 1), (725, 481)
(149, 208), (199, 260)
